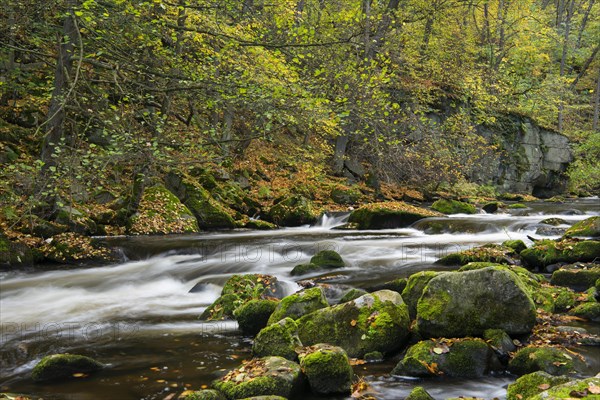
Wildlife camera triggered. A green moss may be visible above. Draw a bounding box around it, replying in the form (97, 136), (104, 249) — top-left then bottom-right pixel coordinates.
(234, 299), (279, 336)
(431, 199), (477, 214)
(267, 287), (328, 325)
(564, 216), (600, 238)
(508, 347), (576, 376)
(310, 250), (344, 268)
(267, 195), (318, 227)
(370, 277), (408, 294)
(530, 377), (600, 400)
(508, 203), (528, 209)
(436, 244), (516, 266)
(298, 344), (353, 394)
(569, 302), (600, 321)
(179, 389), (226, 400)
(540, 218), (568, 226)
(245, 219), (278, 230)
(551, 266), (600, 290)
(253, 318), (303, 360)
(290, 263), (320, 276)
(503, 240), (527, 253)
(402, 271), (440, 319)
(331, 186), (361, 205)
(31, 354), (103, 382)
(339, 288), (368, 303)
(406, 386), (435, 400)
(348, 201), (442, 229)
(521, 239), (600, 269)
(507, 371), (572, 400)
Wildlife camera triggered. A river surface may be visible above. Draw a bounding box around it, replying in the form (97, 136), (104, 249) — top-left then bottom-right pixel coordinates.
(1, 198), (599, 399)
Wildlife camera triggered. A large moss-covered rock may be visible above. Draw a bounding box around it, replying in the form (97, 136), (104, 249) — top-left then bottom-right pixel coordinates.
(503, 240), (527, 254)
(406, 387), (435, 400)
(431, 199), (477, 215)
(253, 318), (302, 360)
(551, 264), (600, 290)
(508, 346), (579, 376)
(401, 271), (441, 319)
(201, 274), (282, 321)
(266, 195), (318, 227)
(31, 354), (103, 382)
(55, 205), (97, 235)
(244, 220), (277, 230)
(212, 357), (303, 399)
(290, 250), (345, 276)
(234, 299), (279, 336)
(348, 201), (442, 229)
(179, 389), (226, 400)
(530, 376), (600, 400)
(298, 344), (353, 394)
(520, 239), (600, 270)
(0, 234), (40, 266)
(40, 232), (116, 264)
(483, 329), (516, 361)
(296, 290), (411, 358)
(331, 186), (361, 205)
(391, 338), (499, 378)
(564, 216), (600, 238)
(568, 302), (600, 321)
(416, 267), (536, 338)
(436, 244), (518, 266)
(366, 277), (408, 294)
(128, 185), (198, 234)
(506, 371), (572, 400)
(267, 287), (328, 325)
(339, 288), (368, 303)
(166, 173), (235, 229)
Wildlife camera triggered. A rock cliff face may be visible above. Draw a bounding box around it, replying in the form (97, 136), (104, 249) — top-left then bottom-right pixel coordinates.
(475, 114), (573, 197)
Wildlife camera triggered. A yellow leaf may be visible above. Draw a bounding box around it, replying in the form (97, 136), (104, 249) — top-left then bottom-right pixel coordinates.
(538, 383), (550, 390)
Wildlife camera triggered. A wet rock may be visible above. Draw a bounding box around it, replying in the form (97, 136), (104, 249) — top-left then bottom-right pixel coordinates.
(128, 185), (198, 234)
(508, 346), (581, 376)
(568, 302), (600, 321)
(298, 344), (353, 394)
(234, 299), (279, 336)
(391, 338), (500, 378)
(416, 267), (536, 338)
(290, 250), (345, 276)
(431, 199), (477, 215)
(550, 264), (600, 291)
(31, 353), (103, 382)
(503, 240), (527, 254)
(201, 275), (282, 321)
(244, 220), (277, 230)
(366, 277), (407, 294)
(339, 288), (368, 303)
(267, 287), (328, 324)
(253, 318), (302, 361)
(564, 216), (600, 238)
(482, 202), (501, 214)
(212, 357), (303, 399)
(401, 271), (441, 319)
(506, 371), (572, 400)
(348, 201), (442, 229)
(530, 376), (600, 399)
(266, 195), (318, 227)
(483, 329), (516, 362)
(296, 290), (411, 358)
(406, 386), (435, 400)
(436, 244), (519, 266)
(536, 225), (567, 236)
(540, 218), (568, 226)
(521, 239), (600, 270)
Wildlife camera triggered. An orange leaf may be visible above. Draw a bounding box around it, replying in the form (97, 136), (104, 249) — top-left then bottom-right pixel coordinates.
(350, 319), (357, 327)
(538, 383), (550, 390)
(589, 385), (600, 394)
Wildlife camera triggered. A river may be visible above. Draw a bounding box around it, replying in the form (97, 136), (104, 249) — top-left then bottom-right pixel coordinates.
(1, 198), (598, 399)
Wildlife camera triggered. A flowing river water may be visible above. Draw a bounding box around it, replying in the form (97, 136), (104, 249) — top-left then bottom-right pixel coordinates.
(1, 198), (599, 399)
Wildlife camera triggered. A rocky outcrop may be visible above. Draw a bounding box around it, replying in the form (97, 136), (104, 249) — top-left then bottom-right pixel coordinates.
(31, 353), (104, 382)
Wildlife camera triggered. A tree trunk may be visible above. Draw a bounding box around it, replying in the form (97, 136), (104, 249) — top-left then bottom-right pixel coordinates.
(575, 0), (594, 50)
(558, 0), (575, 132)
(593, 67), (600, 131)
(41, 0), (79, 167)
(1, 6), (16, 106)
(332, 133), (349, 175)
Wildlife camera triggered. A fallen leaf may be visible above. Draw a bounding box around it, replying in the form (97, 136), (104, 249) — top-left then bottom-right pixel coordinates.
(350, 319), (357, 327)
(516, 395), (523, 400)
(589, 384), (600, 394)
(433, 347), (444, 355)
(538, 384), (550, 390)
(72, 373), (88, 378)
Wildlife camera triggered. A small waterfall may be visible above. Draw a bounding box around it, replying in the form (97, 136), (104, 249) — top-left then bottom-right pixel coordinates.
(313, 212), (351, 229)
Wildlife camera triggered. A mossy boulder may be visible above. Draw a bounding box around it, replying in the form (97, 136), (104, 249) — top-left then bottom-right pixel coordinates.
(482, 202), (501, 214)
(431, 199), (477, 214)
(39, 233), (115, 264)
(267, 287), (328, 325)
(503, 240), (527, 254)
(296, 290), (411, 358)
(406, 386), (435, 400)
(339, 288), (368, 303)
(520, 239), (600, 270)
(298, 344), (353, 394)
(506, 371), (572, 400)
(212, 357), (303, 399)
(201, 274), (282, 321)
(564, 216), (600, 238)
(244, 220), (277, 230)
(253, 318), (302, 360)
(391, 338), (499, 378)
(436, 244), (518, 266)
(366, 277), (407, 294)
(55, 205), (97, 235)
(31, 354), (103, 382)
(530, 376), (600, 400)
(331, 186), (361, 205)
(179, 389), (226, 400)
(348, 201), (442, 229)
(165, 173), (236, 229)
(508, 203), (528, 209)
(266, 195), (318, 227)
(234, 299), (279, 336)
(508, 346), (580, 376)
(128, 185), (199, 234)
(568, 302), (600, 321)
(416, 267), (536, 338)
(401, 271), (441, 319)
(540, 218), (568, 226)
(290, 250), (345, 276)
(551, 264), (600, 290)
(0, 234), (40, 266)
(483, 329), (516, 361)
